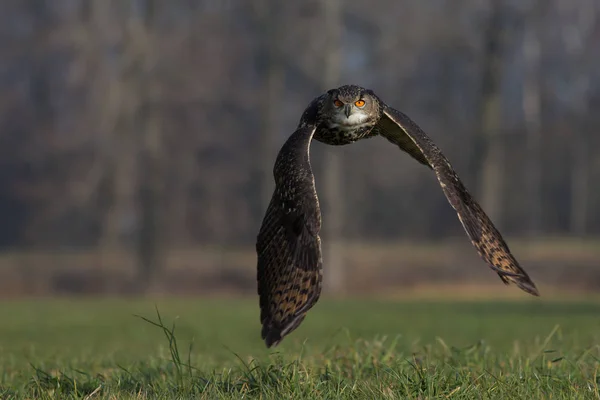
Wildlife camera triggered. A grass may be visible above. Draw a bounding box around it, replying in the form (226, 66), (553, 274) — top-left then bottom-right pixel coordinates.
(0, 297), (599, 399)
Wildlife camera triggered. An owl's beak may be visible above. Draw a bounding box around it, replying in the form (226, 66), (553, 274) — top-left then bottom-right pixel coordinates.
(344, 104), (352, 118)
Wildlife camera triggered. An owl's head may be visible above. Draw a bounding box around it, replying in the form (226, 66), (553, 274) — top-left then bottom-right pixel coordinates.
(321, 85), (379, 127)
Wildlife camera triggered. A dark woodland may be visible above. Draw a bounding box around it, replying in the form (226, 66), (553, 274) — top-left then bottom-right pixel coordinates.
(0, 0), (599, 296)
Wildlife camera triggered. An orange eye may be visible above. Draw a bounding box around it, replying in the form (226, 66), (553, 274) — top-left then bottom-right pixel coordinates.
(355, 100), (365, 107)
(333, 99), (343, 107)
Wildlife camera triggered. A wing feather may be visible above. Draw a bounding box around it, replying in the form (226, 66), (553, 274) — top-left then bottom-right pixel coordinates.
(256, 124), (323, 348)
(377, 105), (539, 296)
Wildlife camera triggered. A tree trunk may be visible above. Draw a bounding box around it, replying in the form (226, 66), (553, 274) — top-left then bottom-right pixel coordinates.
(522, 1), (544, 236)
(126, 0), (166, 292)
(256, 0), (283, 213)
(321, 0), (345, 294)
(570, 131), (589, 236)
(564, 0), (596, 236)
(137, 112), (165, 290)
(478, 0), (506, 231)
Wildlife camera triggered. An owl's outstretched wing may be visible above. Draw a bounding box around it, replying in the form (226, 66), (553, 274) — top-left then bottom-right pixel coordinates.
(256, 124), (323, 348)
(377, 105), (539, 296)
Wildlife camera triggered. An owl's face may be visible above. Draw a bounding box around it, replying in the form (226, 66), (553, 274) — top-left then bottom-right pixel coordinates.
(321, 85), (379, 129)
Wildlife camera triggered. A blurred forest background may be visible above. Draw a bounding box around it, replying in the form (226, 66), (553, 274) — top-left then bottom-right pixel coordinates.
(0, 0), (599, 297)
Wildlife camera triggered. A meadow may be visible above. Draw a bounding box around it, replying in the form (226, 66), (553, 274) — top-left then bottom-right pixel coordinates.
(0, 296), (599, 399)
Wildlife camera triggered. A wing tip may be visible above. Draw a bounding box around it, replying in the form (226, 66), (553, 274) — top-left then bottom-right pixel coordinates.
(263, 331), (282, 348)
(505, 273), (540, 297)
(261, 310), (309, 348)
(518, 279), (540, 297)
(261, 321), (283, 348)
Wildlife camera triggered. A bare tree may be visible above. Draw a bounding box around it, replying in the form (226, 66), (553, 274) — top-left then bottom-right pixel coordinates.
(136, 0), (167, 290)
(478, 0), (507, 231)
(563, 0), (597, 236)
(77, 2), (139, 272)
(256, 0), (284, 212)
(94, 0), (166, 290)
(321, 0), (345, 294)
(522, 0), (545, 236)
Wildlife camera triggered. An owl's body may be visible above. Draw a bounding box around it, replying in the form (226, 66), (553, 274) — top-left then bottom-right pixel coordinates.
(256, 85), (539, 348)
(315, 116), (379, 145)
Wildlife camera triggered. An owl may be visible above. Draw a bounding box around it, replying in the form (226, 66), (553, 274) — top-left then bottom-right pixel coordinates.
(256, 85), (539, 348)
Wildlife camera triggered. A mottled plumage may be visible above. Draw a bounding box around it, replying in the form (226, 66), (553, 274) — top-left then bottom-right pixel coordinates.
(256, 85), (539, 348)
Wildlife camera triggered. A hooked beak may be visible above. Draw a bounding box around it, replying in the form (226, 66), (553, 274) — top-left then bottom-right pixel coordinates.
(344, 104), (352, 118)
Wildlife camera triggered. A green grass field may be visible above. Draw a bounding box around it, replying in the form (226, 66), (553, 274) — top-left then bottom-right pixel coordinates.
(0, 297), (599, 399)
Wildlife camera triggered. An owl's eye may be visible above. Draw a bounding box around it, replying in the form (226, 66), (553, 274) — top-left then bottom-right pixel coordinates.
(355, 100), (365, 107)
(333, 99), (343, 107)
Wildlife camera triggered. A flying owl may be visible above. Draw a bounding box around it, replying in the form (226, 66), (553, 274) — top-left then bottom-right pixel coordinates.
(256, 85), (539, 348)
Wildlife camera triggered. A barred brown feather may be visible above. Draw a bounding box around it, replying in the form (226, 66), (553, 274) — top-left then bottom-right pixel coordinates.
(378, 106), (539, 296)
(256, 124), (323, 348)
